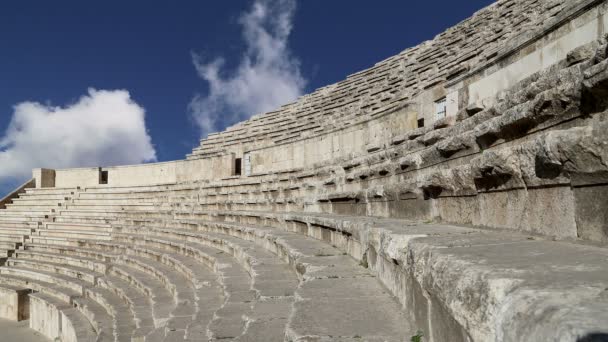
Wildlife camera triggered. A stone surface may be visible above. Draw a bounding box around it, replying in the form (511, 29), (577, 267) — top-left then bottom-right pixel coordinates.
(0, 318), (49, 342)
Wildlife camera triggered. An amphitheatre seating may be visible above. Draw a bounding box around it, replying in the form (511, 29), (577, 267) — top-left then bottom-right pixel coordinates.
(2, 165), (608, 341)
(1, 1), (608, 341)
(187, 0), (572, 159)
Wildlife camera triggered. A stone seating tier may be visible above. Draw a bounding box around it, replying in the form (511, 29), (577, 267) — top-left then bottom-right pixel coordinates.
(187, 0), (573, 159)
(2, 2), (608, 341)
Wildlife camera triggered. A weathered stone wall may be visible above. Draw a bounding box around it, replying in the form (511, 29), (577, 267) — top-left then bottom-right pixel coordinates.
(48, 154), (235, 188)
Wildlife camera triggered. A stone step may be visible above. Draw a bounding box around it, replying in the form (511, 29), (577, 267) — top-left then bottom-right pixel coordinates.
(0, 270), (115, 340)
(11, 198), (68, 206)
(2, 259), (136, 341)
(83, 184), (175, 193)
(5, 203), (63, 209)
(57, 209), (170, 218)
(0, 273), (77, 303)
(14, 250), (109, 274)
(65, 204), (156, 211)
(53, 215), (113, 225)
(18, 193), (73, 200)
(24, 188), (78, 195)
(0, 220), (40, 228)
(0, 227), (33, 235)
(44, 222), (113, 232)
(162, 219), (411, 340)
(29, 292), (98, 342)
(23, 239), (193, 333)
(7, 258), (99, 284)
(78, 192), (164, 199)
(22, 244), (160, 337)
(0, 209), (52, 216)
(0, 235), (25, 243)
(0, 242), (19, 250)
(73, 198), (159, 206)
(112, 228), (300, 341)
(0, 215), (45, 222)
(37, 229), (112, 240)
(111, 220), (410, 341)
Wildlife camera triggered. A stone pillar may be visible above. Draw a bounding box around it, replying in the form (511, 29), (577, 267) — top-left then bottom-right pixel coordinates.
(32, 168), (56, 188)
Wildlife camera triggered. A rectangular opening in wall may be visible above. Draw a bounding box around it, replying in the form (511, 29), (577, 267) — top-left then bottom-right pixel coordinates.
(100, 170), (108, 185)
(435, 97), (447, 120)
(234, 158), (242, 176)
(417, 118), (425, 128)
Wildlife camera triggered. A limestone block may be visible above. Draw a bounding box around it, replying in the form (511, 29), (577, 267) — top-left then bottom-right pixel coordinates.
(471, 149), (525, 191)
(574, 184), (608, 242)
(397, 155), (422, 172)
(535, 121), (608, 185)
(436, 132), (476, 158)
(32, 168), (55, 188)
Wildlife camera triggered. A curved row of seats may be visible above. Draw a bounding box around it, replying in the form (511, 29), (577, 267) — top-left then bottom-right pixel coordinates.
(188, 0), (569, 159)
(0, 185), (412, 342)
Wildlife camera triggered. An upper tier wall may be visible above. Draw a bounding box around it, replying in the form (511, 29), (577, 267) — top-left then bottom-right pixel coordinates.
(34, 0), (606, 189)
(187, 0), (602, 161)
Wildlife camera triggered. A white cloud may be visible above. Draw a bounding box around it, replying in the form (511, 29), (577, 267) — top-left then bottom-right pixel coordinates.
(189, 0), (306, 137)
(0, 88), (157, 184)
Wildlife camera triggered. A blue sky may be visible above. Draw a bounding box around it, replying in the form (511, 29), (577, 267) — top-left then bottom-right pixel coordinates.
(0, 0), (493, 194)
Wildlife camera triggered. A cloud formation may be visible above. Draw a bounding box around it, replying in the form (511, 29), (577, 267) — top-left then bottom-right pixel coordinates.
(0, 88), (157, 185)
(190, 0), (306, 137)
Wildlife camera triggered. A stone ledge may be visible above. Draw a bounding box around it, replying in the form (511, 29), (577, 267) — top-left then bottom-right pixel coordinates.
(188, 210), (608, 341)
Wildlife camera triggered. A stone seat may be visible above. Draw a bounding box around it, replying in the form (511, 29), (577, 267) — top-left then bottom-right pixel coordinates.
(23, 218), (302, 341)
(18, 192), (73, 200)
(29, 292), (98, 342)
(0, 215), (45, 222)
(11, 198), (68, 206)
(45, 222), (113, 232)
(52, 215), (114, 225)
(22, 243), (172, 333)
(22, 237), (204, 339)
(107, 219), (410, 341)
(0, 220), (39, 228)
(111, 229), (302, 340)
(0, 241), (19, 250)
(37, 229), (112, 241)
(6, 254), (141, 341)
(78, 191), (165, 199)
(14, 250), (108, 274)
(65, 204), (156, 211)
(82, 184), (175, 193)
(6, 258), (100, 284)
(23, 187), (78, 195)
(0, 269), (117, 341)
(0, 234), (26, 243)
(183, 209), (608, 341)
(0, 208), (52, 215)
(58, 209), (168, 218)
(0, 227), (33, 235)
(73, 198), (159, 206)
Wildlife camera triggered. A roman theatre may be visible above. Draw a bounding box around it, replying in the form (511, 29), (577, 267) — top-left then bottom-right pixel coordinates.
(1, 0), (607, 341)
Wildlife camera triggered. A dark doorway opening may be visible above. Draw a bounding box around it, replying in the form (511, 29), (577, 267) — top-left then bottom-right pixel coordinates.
(234, 158), (242, 176)
(100, 170), (108, 184)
